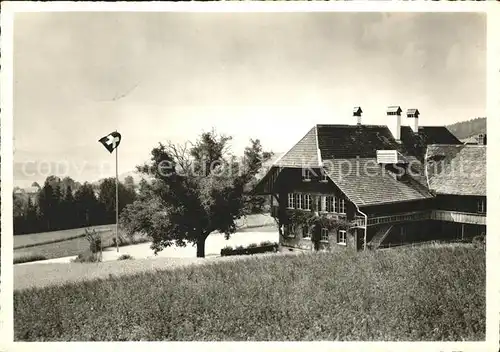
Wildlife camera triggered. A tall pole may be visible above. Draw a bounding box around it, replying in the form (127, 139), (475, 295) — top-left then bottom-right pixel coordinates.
(115, 136), (119, 253)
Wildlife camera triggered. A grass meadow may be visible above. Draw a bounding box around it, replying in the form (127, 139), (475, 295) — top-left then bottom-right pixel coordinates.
(14, 224), (114, 249)
(14, 245), (485, 341)
(14, 229), (117, 262)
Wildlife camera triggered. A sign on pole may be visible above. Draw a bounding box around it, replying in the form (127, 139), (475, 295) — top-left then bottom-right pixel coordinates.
(98, 131), (122, 253)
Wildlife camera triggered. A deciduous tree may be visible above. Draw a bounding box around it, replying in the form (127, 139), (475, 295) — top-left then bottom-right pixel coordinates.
(121, 130), (271, 258)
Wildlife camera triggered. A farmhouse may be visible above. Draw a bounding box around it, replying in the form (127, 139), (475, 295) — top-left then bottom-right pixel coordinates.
(254, 106), (486, 251)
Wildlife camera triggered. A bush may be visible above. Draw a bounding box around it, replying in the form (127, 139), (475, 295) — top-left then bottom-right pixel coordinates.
(85, 229), (102, 254)
(14, 254), (47, 264)
(221, 242), (278, 256)
(118, 254), (134, 261)
(472, 234), (486, 248)
(14, 246), (485, 341)
(220, 246), (233, 256)
(72, 250), (101, 263)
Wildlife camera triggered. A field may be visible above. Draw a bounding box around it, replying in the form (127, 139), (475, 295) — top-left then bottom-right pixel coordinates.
(13, 214), (275, 263)
(14, 224), (114, 249)
(14, 228), (117, 262)
(14, 245), (485, 341)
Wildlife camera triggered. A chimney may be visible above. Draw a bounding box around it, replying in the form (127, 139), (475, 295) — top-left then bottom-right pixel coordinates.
(477, 133), (487, 145)
(353, 106), (363, 125)
(387, 106), (402, 141)
(407, 108), (420, 133)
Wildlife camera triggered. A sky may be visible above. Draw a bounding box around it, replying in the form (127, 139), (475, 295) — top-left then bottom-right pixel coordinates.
(13, 11), (486, 187)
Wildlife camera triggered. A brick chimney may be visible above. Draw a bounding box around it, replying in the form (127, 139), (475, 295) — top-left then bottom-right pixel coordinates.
(353, 106), (363, 125)
(407, 108), (420, 133)
(387, 106), (402, 141)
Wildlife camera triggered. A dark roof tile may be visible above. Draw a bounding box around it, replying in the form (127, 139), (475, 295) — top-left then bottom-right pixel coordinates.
(426, 144), (486, 196)
(324, 158), (433, 207)
(274, 126), (320, 167)
(317, 124), (399, 159)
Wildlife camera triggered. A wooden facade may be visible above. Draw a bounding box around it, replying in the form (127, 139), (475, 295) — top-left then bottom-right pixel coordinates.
(255, 119), (486, 252)
(266, 167), (486, 251)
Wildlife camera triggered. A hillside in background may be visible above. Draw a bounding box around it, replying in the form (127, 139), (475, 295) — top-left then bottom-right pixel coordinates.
(446, 117), (486, 140)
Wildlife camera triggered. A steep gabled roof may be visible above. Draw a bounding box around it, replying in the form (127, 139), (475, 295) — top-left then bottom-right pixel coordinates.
(324, 158), (433, 207)
(260, 122), (465, 206)
(274, 124), (461, 166)
(425, 144), (486, 196)
(274, 126), (321, 167)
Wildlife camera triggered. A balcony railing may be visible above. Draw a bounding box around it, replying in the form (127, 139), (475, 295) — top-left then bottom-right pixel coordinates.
(270, 207), (486, 227)
(352, 216), (366, 228)
(367, 211), (432, 226)
(430, 210), (486, 225)
(364, 210), (486, 226)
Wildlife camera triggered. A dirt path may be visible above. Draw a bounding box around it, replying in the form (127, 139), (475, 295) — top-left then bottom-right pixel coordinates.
(17, 230), (279, 264)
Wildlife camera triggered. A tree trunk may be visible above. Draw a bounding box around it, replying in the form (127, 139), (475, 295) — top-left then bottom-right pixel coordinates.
(196, 236), (206, 258)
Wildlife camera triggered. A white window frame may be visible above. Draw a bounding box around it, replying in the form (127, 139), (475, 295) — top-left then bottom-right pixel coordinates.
(478, 199), (486, 214)
(296, 193), (302, 209)
(321, 228), (329, 242)
(302, 194), (311, 211)
(287, 193), (294, 209)
(337, 230), (347, 245)
(338, 198), (346, 214)
(325, 196), (335, 213)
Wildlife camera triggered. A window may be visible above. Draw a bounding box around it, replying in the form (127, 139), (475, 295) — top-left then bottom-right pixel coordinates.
(302, 194), (311, 210)
(478, 199), (486, 214)
(287, 193), (312, 210)
(321, 228), (329, 242)
(296, 194), (302, 209)
(302, 226), (310, 239)
(337, 230), (346, 245)
(338, 198), (346, 214)
(302, 169), (312, 181)
(325, 196), (335, 212)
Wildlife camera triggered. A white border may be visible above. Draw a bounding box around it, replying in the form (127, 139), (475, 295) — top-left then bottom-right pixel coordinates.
(1, 2), (498, 352)
(1, 4), (15, 350)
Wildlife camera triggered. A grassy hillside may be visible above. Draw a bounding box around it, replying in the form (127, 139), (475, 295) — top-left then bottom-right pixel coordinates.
(14, 245), (485, 341)
(447, 117), (486, 139)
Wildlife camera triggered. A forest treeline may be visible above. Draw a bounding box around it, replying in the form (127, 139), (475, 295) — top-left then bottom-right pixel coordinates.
(13, 175), (137, 235)
(446, 117), (486, 140)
